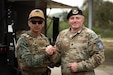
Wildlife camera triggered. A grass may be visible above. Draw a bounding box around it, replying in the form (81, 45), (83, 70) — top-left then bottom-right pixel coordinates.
(102, 38), (113, 65)
(93, 27), (113, 38)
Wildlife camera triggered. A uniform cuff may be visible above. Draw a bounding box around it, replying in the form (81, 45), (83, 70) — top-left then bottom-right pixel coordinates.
(77, 62), (83, 72)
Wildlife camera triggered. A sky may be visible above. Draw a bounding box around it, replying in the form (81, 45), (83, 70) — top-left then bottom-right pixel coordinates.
(47, 0), (113, 15)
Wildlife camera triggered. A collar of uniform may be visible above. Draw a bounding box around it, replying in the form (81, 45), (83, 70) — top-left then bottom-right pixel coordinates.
(77, 25), (86, 33)
(68, 25), (84, 38)
(69, 25), (84, 34)
(27, 31), (43, 38)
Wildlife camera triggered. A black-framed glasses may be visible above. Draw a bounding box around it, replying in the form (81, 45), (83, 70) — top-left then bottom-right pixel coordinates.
(30, 20), (43, 24)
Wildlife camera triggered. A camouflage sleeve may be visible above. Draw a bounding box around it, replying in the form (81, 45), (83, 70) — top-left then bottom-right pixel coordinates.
(77, 33), (105, 71)
(47, 48), (61, 67)
(44, 35), (61, 64)
(16, 36), (47, 67)
(46, 33), (62, 68)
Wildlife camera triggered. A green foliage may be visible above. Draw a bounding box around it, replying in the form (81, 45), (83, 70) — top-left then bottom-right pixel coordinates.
(46, 19), (69, 39)
(47, 18), (53, 39)
(95, 1), (113, 29)
(59, 21), (69, 31)
(92, 27), (113, 38)
(83, 8), (88, 27)
(83, 0), (113, 30)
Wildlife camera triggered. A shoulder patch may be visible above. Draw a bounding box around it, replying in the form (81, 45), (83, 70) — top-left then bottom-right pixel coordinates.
(96, 40), (104, 50)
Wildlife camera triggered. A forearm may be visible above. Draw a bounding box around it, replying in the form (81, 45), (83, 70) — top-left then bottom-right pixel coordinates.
(48, 51), (61, 63)
(77, 51), (105, 71)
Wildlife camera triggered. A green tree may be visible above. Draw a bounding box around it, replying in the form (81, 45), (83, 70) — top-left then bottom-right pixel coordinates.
(82, 0), (113, 30)
(96, 1), (113, 29)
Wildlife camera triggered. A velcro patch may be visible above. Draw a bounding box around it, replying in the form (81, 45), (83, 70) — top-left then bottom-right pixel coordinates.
(96, 40), (104, 50)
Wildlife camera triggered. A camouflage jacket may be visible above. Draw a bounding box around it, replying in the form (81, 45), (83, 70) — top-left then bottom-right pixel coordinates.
(56, 26), (105, 75)
(16, 31), (60, 72)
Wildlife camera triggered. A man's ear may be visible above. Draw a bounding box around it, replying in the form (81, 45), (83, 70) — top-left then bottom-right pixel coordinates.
(28, 21), (31, 27)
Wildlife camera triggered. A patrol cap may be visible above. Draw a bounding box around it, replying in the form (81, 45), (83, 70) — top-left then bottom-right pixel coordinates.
(28, 9), (45, 20)
(67, 7), (83, 20)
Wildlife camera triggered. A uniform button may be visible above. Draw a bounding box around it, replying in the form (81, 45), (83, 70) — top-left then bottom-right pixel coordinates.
(71, 43), (73, 45)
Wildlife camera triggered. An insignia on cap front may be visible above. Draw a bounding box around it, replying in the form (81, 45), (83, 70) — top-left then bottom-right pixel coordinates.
(72, 9), (79, 14)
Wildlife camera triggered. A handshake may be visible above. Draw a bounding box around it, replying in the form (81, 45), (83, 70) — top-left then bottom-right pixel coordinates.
(45, 45), (56, 56)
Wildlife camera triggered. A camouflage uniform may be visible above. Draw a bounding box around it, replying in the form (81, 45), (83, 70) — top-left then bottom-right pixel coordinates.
(56, 26), (105, 75)
(16, 31), (60, 75)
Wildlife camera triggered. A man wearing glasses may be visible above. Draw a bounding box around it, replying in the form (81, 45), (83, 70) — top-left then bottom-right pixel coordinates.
(16, 9), (60, 75)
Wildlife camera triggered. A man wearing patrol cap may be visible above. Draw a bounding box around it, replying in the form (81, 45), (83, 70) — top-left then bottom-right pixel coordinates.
(16, 9), (60, 75)
(28, 9), (45, 20)
(55, 7), (105, 75)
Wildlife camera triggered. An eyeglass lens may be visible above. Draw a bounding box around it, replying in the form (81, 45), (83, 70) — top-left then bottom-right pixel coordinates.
(30, 20), (43, 24)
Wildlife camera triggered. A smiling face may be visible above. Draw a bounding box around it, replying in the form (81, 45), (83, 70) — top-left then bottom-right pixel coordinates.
(68, 14), (84, 32)
(28, 17), (45, 33)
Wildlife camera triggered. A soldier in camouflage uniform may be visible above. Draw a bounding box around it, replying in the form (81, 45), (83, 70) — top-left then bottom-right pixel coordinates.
(16, 9), (60, 75)
(55, 7), (105, 75)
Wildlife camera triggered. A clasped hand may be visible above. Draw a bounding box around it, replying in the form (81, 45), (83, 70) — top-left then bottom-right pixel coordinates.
(45, 45), (56, 56)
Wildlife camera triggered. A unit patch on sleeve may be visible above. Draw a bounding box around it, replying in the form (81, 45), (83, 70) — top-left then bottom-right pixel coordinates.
(95, 40), (104, 50)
